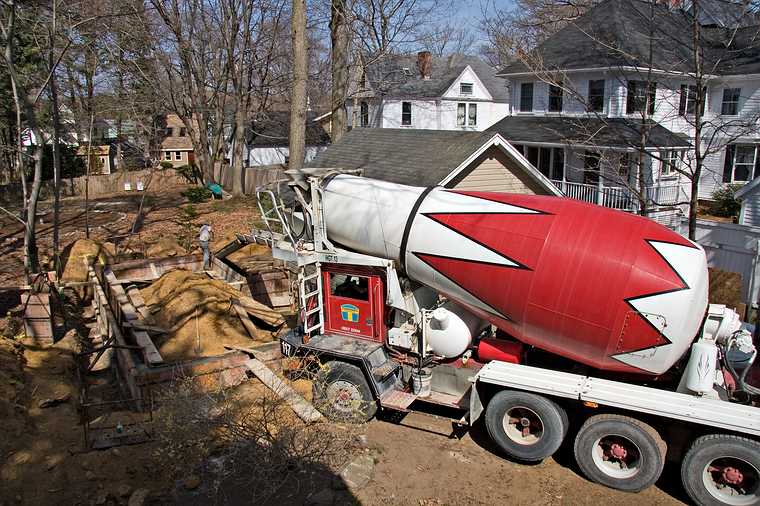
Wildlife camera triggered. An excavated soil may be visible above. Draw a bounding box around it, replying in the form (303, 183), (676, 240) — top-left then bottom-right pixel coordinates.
(60, 239), (114, 283)
(140, 270), (277, 361)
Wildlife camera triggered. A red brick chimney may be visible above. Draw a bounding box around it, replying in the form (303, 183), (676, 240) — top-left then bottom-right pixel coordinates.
(417, 51), (432, 80)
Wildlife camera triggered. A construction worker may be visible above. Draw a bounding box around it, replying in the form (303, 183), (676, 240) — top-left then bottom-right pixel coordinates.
(199, 222), (213, 270)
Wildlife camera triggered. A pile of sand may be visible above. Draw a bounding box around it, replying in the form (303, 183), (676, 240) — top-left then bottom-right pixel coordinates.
(61, 239), (114, 282)
(211, 233), (270, 264)
(140, 270), (283, 361)
(145, 237), (188, 258)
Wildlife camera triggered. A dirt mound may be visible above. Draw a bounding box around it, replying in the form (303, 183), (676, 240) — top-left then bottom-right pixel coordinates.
(0, 336), (27, 455)
(212, 233), (270, 263)
(61, 239), (114, 282)
(145, 237), (188, 258)
(140, 270), (281, 361)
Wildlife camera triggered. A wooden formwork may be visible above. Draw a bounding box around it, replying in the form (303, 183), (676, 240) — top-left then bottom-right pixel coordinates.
(88, 254), (262, 411)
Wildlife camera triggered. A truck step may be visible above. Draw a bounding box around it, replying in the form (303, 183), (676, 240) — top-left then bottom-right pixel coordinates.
(379, 389), (417, 411)
(371, 361), (399, 381)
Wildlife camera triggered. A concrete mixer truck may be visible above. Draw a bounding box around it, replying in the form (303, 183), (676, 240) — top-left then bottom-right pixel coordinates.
(249, 168), (760, 505)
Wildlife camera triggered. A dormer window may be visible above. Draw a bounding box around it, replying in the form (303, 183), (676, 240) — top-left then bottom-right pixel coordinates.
(460, 83), (473, 95)
(402, 67), (412, 76)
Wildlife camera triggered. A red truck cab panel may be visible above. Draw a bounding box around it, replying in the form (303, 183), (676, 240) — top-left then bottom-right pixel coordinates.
(322, 265), (385, 343)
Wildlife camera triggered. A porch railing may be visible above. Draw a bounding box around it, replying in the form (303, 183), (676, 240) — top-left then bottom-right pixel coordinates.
(550, 180), (688, 211)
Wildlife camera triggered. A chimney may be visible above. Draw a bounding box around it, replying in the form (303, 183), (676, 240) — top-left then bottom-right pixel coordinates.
(417, 51), (432, 80)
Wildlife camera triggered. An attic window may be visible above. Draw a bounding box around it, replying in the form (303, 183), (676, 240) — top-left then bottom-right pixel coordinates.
(460, 83), (473, 95)
(402, 67), (413, 76)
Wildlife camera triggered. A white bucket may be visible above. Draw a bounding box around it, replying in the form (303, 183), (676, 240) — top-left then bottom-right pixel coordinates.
(411, 368), (432, 397)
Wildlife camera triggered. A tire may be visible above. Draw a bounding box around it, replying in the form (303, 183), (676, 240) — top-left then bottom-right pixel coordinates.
(485, 390), (568, 462)
(681, 434), (760, 506)
(312, 361), (377, 423)
(573, 414), (666, 492)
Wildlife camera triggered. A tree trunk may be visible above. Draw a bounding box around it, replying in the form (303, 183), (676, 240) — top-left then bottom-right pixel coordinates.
(50, 64), (62, 273)
(689, 0), (703, 241)
(289, 0), (308, 170)
(330, 0), (349, 142)
(22, 100), (43, 276)
(49, 4), (62, 273)
(231, 104), (246, 195)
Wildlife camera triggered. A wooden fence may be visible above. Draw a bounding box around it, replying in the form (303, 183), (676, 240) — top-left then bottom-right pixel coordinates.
(214, 164), (286, 194)
(0, 168), (189, 205)
(677, 218), (760, 310)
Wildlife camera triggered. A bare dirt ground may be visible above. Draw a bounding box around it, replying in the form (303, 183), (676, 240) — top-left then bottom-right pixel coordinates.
(357, 412), (685, 506)
(0, 188), (689, 505)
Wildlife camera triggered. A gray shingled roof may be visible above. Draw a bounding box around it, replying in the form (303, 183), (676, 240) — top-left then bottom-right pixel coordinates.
(487, 116), (689, 149)
(306, 128), (501, 186)
(366, 53), (508, 102)
(246, 111), (330, 148)
(498, 0), (760, 76)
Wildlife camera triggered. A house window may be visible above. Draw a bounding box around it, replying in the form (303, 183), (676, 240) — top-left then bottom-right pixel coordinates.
(679, 85), (700, 116)
(662, 150), (684, 176)
(401, 101), (412, 126)
(626, 80), (657, 115)
(360, 101), (369, 127)
(721, 88), (741, 115)
(520, 82), (534, 112)
(179, 127), (187, 137)
(525, 146), (564, 180)
(460, 82), (473, 95)
(548, 83), (563, 112)
(164, 151), (172, 161)
(723, 145), (760, 182)
(588, 79), (605, 112)
(457, 103), (478, 127)
(174, 151), (182, 161)
(619, 153), (631, 180)
(468, 103), (477, 126)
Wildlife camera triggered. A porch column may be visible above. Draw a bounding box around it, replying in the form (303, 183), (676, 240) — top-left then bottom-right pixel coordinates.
(596, 175), (603, 205)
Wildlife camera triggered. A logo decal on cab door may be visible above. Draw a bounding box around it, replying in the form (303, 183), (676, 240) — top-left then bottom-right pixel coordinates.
(340, 304), (359, 322)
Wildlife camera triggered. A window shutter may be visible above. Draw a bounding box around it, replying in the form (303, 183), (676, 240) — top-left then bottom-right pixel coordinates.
(723, 145), (735, 183)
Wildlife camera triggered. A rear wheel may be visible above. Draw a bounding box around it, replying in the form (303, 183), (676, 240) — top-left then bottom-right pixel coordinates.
(485, 390), (568, 462)
(573, 414), (666, 492)
(313, 361), (377, 423)
(681, 434), (760, 506)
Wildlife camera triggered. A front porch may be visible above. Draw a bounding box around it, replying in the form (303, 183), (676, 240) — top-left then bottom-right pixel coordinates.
(551, 179), (689, 212)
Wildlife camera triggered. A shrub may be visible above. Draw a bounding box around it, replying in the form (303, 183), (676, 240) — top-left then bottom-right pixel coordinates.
(159, 161), (174, 169)
(183, 186), (212, 203)
(711, 184), (742, 218)
(175, 163), (202, 184)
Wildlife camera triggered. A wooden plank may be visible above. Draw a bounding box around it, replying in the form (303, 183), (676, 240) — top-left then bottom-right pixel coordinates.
(131, 329), (164, 366)
(243, 358), (323, 423)
(231, 295), (285, 327)
(231, 301), (267, 340)
(223, 343), (281, 362)
(123, 322), (168, 333)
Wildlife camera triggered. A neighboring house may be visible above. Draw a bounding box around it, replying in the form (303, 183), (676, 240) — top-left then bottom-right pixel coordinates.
(737, 179), (760, 226)
(497, 0), (760, 224)
(343, 51), (509, 132)
(230, 111), (331, 167)
(158, 114), (194, 167)
(486, 116), (691, 226)
(76, 145), (114, 175)
(306, 128), (563, 196)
